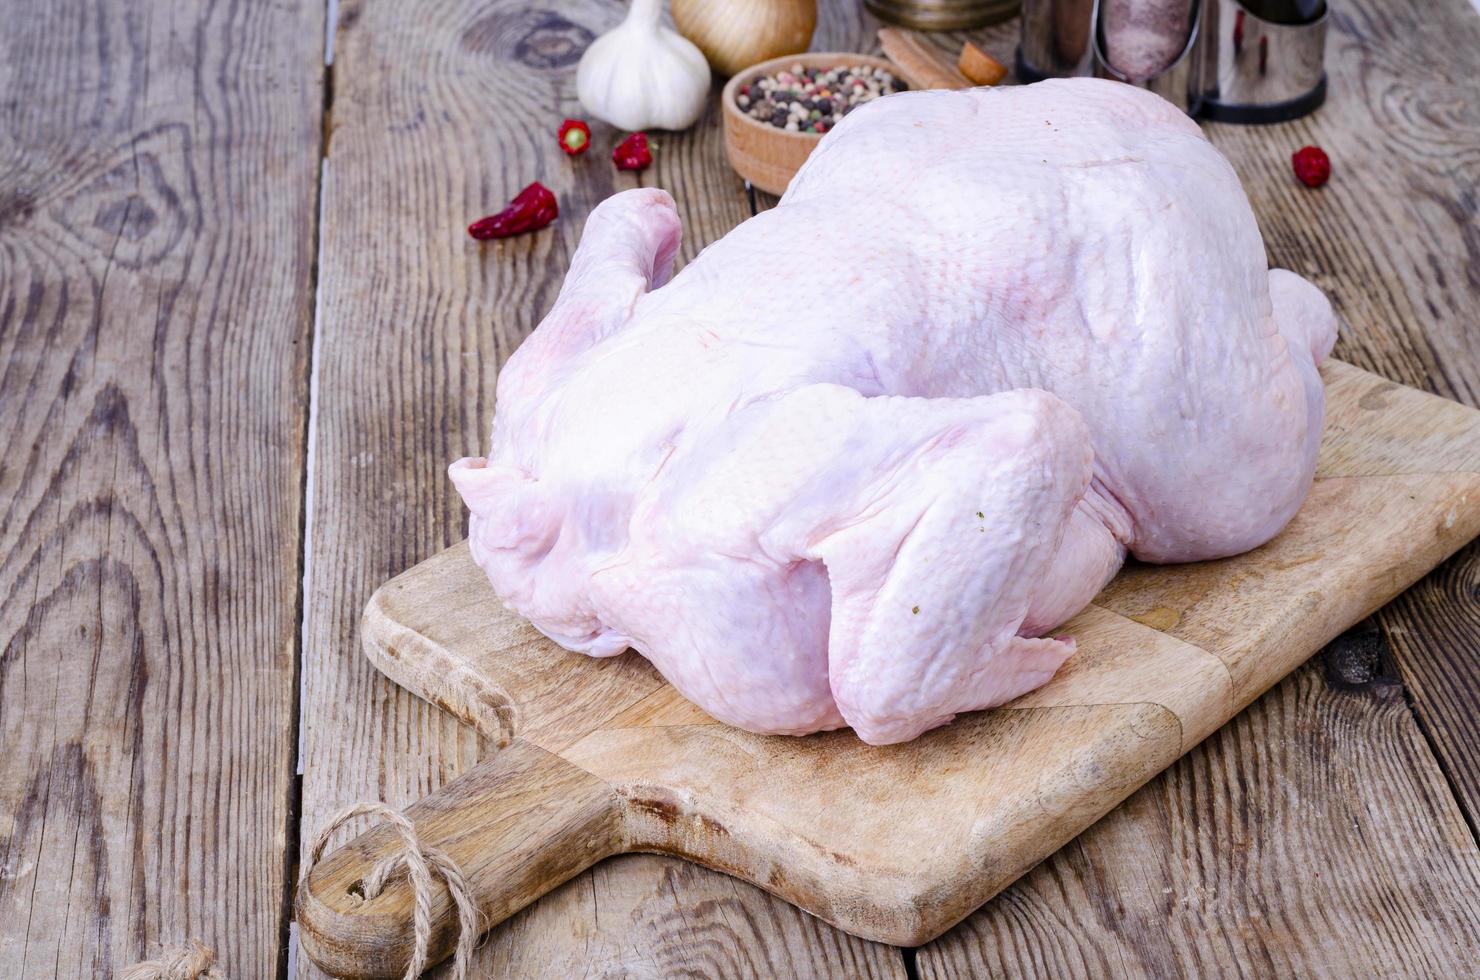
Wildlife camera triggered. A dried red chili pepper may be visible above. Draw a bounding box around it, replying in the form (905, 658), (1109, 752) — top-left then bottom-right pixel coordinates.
(613, 132), (653, 172)
(468, 182), (559, 240)
(1291, 145), (1330, 188)
(559, 119), (591, 156)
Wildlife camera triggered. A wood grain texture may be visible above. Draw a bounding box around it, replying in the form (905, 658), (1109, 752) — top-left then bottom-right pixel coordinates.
(313, 0), (1480, 975)
(878, 27), (973, 88)
(322, 360), (1480, 971)
(299, 739), (623, 979)
(918, 658), (1480, 979)
(1202, 0), (1480, 951)
(921, 0), (1480, 973)
(484, 853), (903, 979)
(0, 0), (322, 975)
(299, 0), (897, 976)
(1382, 542), (1480, 822)
(6, 0), (1474, 974)
(1200, 0), (1480, 831)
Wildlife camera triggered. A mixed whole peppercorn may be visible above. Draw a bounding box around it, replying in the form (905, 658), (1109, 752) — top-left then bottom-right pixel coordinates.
(738, 63), (909, 135)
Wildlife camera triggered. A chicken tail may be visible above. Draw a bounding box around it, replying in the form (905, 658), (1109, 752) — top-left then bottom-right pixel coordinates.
(1269, 268), (1338, 365)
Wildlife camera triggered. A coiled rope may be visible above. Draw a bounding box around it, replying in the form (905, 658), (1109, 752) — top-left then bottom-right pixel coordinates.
(123, 801), (480, 980)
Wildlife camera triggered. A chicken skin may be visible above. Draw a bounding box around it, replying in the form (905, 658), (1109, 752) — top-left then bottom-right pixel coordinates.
(452, 78), (1337, 744)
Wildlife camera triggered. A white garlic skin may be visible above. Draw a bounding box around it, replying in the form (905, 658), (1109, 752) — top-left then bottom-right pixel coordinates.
(577, 0), (711, 132)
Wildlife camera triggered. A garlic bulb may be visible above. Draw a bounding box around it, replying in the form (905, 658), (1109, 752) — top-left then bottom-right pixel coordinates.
(577, 0), (711, 132)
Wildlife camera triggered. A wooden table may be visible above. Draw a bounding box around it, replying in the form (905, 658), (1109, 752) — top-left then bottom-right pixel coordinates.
(3, 0), (1479, 976)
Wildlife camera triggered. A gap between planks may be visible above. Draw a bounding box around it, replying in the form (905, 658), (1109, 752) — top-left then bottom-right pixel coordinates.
(298, 156), (330, 783)
(278, 7), (1480, 979)
(1390, 639), (1480, 848)
(284, 3), (339, 976)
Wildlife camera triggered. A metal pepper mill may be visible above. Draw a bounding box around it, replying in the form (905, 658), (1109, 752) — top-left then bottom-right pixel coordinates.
(1196, 0), (1328, 122)
(1017, 0), (1328, 124)
(1017, 0), (1097, 81)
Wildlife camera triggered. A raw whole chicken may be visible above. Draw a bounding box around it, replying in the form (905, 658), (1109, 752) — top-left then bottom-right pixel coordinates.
(452, 78), (1337, 745)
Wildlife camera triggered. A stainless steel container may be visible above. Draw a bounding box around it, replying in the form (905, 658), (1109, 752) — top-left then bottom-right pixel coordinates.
(1196, 0), (1327, 122)
(865, 0), (1020, 31)
(1017, 0), (1097, 81)
(1092, 0), (1202, 114)
(1018, 0), (1325, 125)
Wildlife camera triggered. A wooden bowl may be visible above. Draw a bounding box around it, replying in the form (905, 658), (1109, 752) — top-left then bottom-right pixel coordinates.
(722, 53), (921, 197)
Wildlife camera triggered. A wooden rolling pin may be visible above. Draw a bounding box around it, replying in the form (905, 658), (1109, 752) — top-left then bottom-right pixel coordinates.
(878, 26), (973, 88)
(878, 27), (1010, 89)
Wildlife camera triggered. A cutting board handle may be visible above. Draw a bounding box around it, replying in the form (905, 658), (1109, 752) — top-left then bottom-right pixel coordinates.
(296, 738), (622, 979)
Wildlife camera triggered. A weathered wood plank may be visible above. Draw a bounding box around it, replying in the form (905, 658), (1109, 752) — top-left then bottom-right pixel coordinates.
(305, 0), (1480, 973)
(921, 0), (1480, 973)
(919, 658), (1480, 978)
(484, 854), (905, 978)
(0, 0), (323, 975)
(1382, 544), (1480, 820)
(1199, 0), (1480, 839)
(298, 0), (898, 975)
(304, 356), (1480, 971)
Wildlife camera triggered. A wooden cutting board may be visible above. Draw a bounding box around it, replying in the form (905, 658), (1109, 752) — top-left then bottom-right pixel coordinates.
(297, 360), (1480, 979)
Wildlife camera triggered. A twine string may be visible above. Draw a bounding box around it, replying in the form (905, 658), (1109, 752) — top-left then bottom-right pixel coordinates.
(301, 801), (482, 980)
(121, 939), (222, 980)
(121, 802), (480, 979)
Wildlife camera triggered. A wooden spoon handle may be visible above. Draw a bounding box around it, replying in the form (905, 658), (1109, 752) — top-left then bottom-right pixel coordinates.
(296, 739), (620, 979)
(878, 27), (973, 90)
